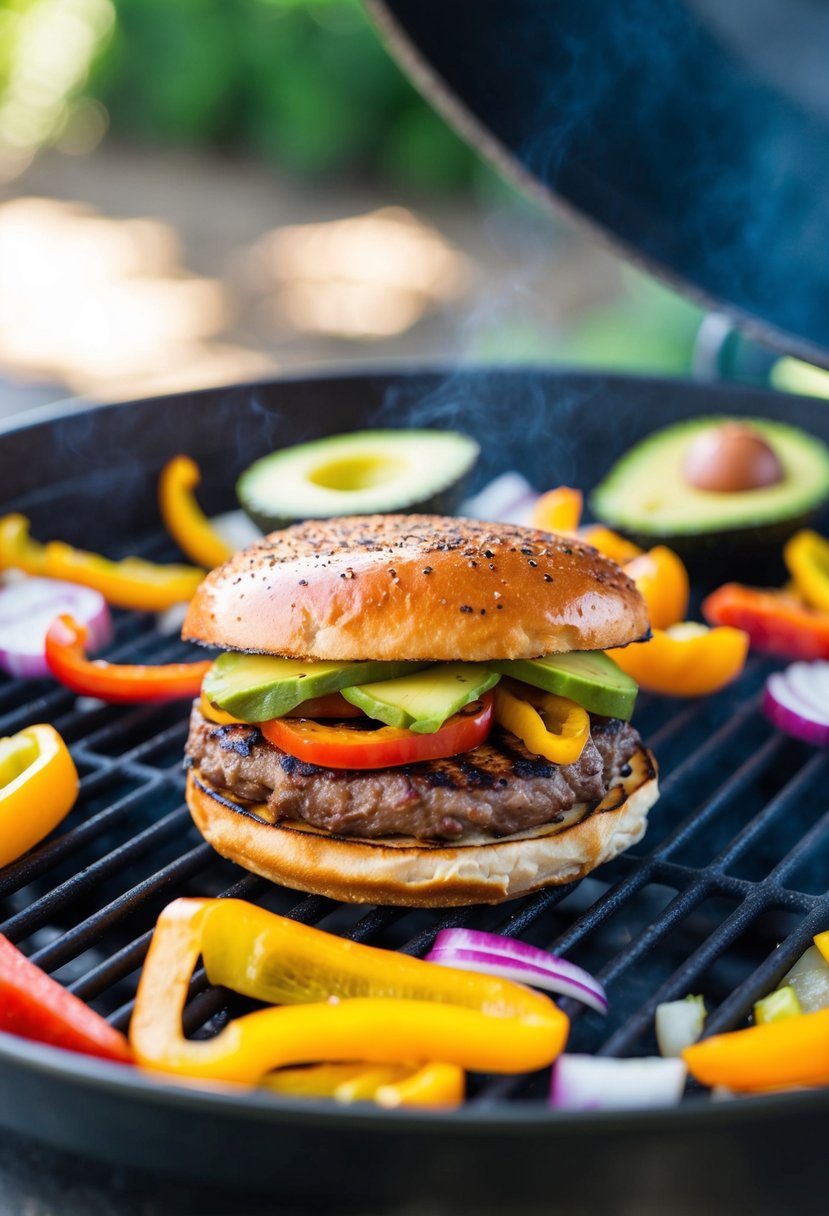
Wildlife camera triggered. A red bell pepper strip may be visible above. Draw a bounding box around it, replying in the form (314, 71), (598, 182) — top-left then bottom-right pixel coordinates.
(703, 583), (829, 660)
(45, 614), (212, 703)
(0, 933), (132, 1063)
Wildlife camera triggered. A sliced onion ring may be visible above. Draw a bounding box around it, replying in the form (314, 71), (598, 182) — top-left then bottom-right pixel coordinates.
(550, 1054), (687, 1111)
(0, 577), (112, 679)
(764, 661), (829, 747)
(425, 928), (607, 1015)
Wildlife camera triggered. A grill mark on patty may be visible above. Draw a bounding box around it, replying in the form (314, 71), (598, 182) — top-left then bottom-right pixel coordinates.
(188, 705), (641, 842)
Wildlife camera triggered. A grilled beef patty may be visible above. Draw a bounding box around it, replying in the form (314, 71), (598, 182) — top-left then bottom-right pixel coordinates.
(186, 705), (640, 842)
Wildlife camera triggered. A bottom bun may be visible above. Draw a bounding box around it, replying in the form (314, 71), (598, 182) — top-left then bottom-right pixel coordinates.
(186, 744), (659, 907)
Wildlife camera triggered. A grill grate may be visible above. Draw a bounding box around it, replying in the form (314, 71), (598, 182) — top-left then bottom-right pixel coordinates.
(2, 533), (828, 1108)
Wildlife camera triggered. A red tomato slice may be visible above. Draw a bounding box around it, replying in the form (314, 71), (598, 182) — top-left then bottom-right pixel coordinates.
(261, 694), (494, 770)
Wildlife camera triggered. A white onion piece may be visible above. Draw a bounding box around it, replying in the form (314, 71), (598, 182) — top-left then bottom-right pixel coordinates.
(0, 577), (112, 679)
(655, 996), (706, 1058)
(764, 667), (829, 746)
(785, 661), (829, 719)
(210, 509), (263, 551)
(783, 945), (829, 1013)
(461, 472), (538, 525)
(550, 1054), (687, 1111)
(426, 929), (607, 1015)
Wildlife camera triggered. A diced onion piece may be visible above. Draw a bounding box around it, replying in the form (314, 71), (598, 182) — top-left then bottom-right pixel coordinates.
(0, 578), (112, 679)
(426, 928), (607, 1015)
(764, 663), (829, 746)
(783, 944), (829, 1013)
(655, 995), (706, 1058)
(550, 1054), (687, 1111)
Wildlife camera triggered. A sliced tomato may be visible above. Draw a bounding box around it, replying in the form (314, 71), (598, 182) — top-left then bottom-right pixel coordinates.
(261, 694), (494, 770)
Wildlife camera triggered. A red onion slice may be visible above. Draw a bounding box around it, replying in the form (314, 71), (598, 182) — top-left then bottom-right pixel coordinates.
(764, 664), (829, 747)
(550, 1054), (687, 1111)
(425, 928), (608, 1015)
(0, 577), (112, 679)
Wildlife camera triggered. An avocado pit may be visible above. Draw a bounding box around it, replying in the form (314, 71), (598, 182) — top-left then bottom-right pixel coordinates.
(682, 422), (784, 493)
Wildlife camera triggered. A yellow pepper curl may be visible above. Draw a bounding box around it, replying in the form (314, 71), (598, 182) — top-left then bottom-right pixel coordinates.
(0, 724), (78, 868)
(158, 455), (233, 571)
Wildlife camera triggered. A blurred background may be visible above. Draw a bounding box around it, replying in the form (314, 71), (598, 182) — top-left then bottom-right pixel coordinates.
(0, 0), (823, 420)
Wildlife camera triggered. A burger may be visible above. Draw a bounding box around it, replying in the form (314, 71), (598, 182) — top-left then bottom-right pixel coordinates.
(182, 514), (658, 906)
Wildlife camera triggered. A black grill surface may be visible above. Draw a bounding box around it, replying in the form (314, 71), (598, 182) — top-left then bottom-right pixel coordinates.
(1, 369), (829, 1214)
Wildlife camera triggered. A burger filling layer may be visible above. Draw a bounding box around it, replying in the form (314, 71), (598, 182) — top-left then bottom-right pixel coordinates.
(186, 705), (640, 842)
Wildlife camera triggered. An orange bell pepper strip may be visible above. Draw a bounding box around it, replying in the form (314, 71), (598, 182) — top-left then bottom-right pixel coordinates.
(0, 514), (205, 612)
(783, 530), (829, 612)
(623, 546), (689, 630)
(262, 1061), (464, 1108)
(532, 487), (583, 534)
(0, 724), (78, 868)
(683, 1008), (829, 1092)
(158, 455), (233, 571)
(46, 614), (212, 703)
(703, 582), (829, 660)
(130, 898), (568, 1086)
(578, 526), (643, 566)
(608, 622), (749, 696)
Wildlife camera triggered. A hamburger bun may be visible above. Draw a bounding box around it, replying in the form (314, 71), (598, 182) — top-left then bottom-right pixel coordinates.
(183, 514), (649, 662)
(185, 744), (658, 907)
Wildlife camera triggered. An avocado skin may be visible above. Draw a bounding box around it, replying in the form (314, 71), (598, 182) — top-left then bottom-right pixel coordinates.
(241, 479), (473, 534)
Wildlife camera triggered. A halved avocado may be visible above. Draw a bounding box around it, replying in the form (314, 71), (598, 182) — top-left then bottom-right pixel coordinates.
(237, 429), (479, 531)
(590, 416), (829, 584)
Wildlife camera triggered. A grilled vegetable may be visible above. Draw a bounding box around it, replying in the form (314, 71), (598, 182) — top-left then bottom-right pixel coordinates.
(783, 530), (829, 612)
(623, 545), (689, 630)
(764, 660), (829, 746)
(550, 1055), (687, 1110)
(683, 1008), (829, 1092)
(0, 724), (78, 868)
(703, 583), (829, 660)
(492, 683), (589, 765)
(158, 455), (233, 570)
(0, 577), (111, 679)
(607, 622), (749, 697)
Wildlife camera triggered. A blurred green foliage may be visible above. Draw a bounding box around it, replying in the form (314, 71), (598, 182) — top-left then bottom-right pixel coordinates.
(88, 0), (481, 189)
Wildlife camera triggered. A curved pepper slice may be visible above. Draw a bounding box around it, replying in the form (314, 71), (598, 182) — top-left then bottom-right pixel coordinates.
(703, 583), (829, 661)
(578, 526), (643, 566)
(783, 530), (829, 612)
(158, 455), (233, 571)
(130, 898), (568, 1085)
(608, 622), (749, 697)
(0, 514), (204, 611)
(683, 1008), (829, 1092)
(492, 682), (589, 765)
(532, 487), (583, 535)
(46, 614), (212, 703)
(0, 724), (78, 868)
(624, 546), (689, 631)
(262, 1061), (464, 1108)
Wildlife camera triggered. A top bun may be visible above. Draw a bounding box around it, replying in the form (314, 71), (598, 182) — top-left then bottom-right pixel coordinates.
(182, 514), (649, 662)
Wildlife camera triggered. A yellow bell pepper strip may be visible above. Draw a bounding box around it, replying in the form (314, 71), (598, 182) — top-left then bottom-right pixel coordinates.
(783, 530), (829, 612)
(130, 898), (568, 1085)
(608, 622), (749, 697)
(0, 514), (205, 611)
(492, 681), (589, 765)
(158, 455), (233, 571)
(623, 546), (690, 631)
(683, 1008), (829, 1092)
(46, 615), (212, 703)
(532, 486), (583, 534)
(814, 930), (829, 965)
(578, 525), (643, 566)
(0, 724), (78, 868)
(262, 1061), (464, 1108)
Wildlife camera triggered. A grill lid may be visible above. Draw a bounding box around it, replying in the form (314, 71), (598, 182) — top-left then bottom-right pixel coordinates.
(371, 0), (829, 369)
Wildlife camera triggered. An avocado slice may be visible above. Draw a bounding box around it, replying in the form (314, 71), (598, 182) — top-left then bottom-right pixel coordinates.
(589, 416), (829, 583)
(237, 429), (479, 531)
(341, 663), (500, 734)
(490, 652), (638, 720)
(203, 653), (430, 722)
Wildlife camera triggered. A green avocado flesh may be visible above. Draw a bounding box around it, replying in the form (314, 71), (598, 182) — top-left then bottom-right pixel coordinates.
(237, 429), (479, 531)
(590, 416), (829, 536)
(203, 653), (429, 722)
(341, 663), (501, 734)
(490, 652), (638, 721)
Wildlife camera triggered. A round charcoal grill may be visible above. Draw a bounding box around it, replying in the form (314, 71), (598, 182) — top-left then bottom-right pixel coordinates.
(1, 367), (829, 1214)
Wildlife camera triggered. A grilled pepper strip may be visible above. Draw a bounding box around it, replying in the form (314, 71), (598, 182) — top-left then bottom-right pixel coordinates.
(46, 614), (212, 703)
(608, 622), (749, 697)
(0, 514), (204, 611)
(783, 530), (829, 612)
(0, 933), (132, 1063)
(579, 526), (643, 566)
(703, 582), (829, 661)
(0, 725), (78, 868)
(158, 455), (233, 570)
(130, 898), (568, 1084)
(262, 1061), (464, 1108)
(683, 1008), (829, 1092)
(493, 683), (589, 765)
(532, 487), (583, 535)
(624, 546), (689, 631)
